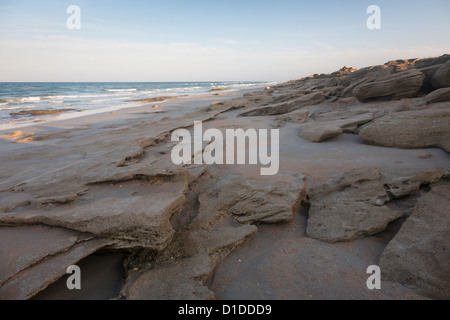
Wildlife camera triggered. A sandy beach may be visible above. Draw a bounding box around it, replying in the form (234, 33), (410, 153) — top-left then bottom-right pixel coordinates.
(0, 55), (449, 300)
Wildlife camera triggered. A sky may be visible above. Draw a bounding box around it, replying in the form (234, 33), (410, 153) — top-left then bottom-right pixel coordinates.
(0, 0), (449, 82)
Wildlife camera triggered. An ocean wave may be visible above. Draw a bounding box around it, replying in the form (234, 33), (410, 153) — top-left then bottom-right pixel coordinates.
(106, 89), (137, 92)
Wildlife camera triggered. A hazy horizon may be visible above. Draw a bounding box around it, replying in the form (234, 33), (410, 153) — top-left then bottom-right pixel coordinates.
(1, 0), (450, 82)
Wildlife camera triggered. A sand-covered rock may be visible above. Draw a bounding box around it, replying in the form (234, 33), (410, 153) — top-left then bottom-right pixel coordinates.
(0, 225), (113, 300)
(306, 169), (398, 242)
(298, 112), (374, 142)
(353, 69), (425, 102)
(298, 123), (343, 142)
(194, 173), (306, 226)
(122, 224), (257, 300)
(306, 168), (444, 242)
(359, 107), (450, 152)
(380, 184), (450, 299)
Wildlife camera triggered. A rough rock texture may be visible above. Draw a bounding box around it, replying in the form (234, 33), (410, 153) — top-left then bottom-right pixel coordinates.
(298, 112), (374, 142)
(359, 106), (450, 152)
(122, 225), (257, 300)
(1, 55), (450, 300)
(0, 225), (113, 300)
(273, 109), (309, 127)
(306, 168), (443, 242)
(298, 123), (343, 142)
(424, 87), (450, 104)
(353, 69), (425, 102)
(431, 61), (450, 89)
(194, 173), (306, 226)
(238, 92), (326, 117)
(380, 184), (450, 299)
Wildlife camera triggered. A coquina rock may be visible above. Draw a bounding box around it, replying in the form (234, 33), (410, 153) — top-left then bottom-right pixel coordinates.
(358, 107), (450, 152)
(431, 61), (450, 89)
(306, 168), (444, 243)
(238, 92), (326, 117)
(424, 87), (450, 104)
(380, 184), (450, 299)
(353, 69), (425, 102)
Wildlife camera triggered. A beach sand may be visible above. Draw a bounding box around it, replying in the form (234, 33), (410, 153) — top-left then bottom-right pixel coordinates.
(0, 56), (449, 300)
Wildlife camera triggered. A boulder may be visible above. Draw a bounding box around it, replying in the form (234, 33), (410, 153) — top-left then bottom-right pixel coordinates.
(414, 54), (450, 69)
(359, 108), (450, 152)
(298, 112), (374, 142)
(431, 61), (450, 89)
(298, 124), (343, 142)
(353, 69), (425, 102)
(306, 169), (400, 242)
(380, 185), (450, 299)
(306, 168), (444, 243)
(424, 87), (450, 104)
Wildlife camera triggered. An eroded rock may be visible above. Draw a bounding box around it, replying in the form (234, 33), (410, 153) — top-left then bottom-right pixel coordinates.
(380, 184), (450, 299)
(353, 69), (425, 102)
(431, 61), (450, 89)
(306, 168), (444, 243)
(425, 88), (450, 104)
(194, 173), (306, 227)
(238, 92), (326, 117)
(359, 107), (450, 152)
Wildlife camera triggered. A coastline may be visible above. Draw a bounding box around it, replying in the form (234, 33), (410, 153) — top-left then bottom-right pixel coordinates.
(0, 56), (449, 300)
(0, 83), (275, 130)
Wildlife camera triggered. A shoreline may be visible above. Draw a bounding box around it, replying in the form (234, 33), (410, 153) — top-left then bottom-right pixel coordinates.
(0, 56), (449, 300)
(0, 85), (269, 132)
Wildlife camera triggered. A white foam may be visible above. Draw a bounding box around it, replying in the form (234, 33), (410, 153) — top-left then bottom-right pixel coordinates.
(106, 89), (137, 92)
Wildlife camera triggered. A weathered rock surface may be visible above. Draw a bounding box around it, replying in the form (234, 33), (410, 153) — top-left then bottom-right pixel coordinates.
(298, 112), (374, 142)
(298, 123), (343, 142)
(431, 61), (450, 89)
(424, 87), (450, 104)
(1, 55), (450, 300)
(194, 173), (306, 226)
(306, 168), (444, 242)
(353, 69), (425, 102)
(380, 184), (450, 299)
(238, 92), (326, 117)
(122, 224), (257, 300)
(306, 169), (399, 242)
(359, 107), (450, 152)
(0, 225), (113, 300)
(0, 167), (206, 250)
(273, 109), (309, 127)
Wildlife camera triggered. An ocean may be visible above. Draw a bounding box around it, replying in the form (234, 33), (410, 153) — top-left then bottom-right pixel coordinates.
(0, 81), (275, 125)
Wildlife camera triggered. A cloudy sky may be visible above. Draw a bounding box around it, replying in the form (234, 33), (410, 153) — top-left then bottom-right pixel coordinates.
(1, 0), (449, 82)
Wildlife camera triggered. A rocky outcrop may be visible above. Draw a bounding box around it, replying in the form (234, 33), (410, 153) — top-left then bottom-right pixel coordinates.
(353, 69), (425, 102)
(122, 224), (257, 300)
(424, 87), (450, 104)
(359, 107), (450, 152)
(298, 112), (374, 142)
(298, 123), (343, 142)
(431, 61), (450, 89)
(194, 173), (306, 226)
(306, 169), (399, 242)
(0, 167), (206, 250)
(238, 92), (326, 117)
(273, 109), (309, 127)
(0, 225), (113, 300)
(380, 184), (450, 299)
(306, 168), (444, 243)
